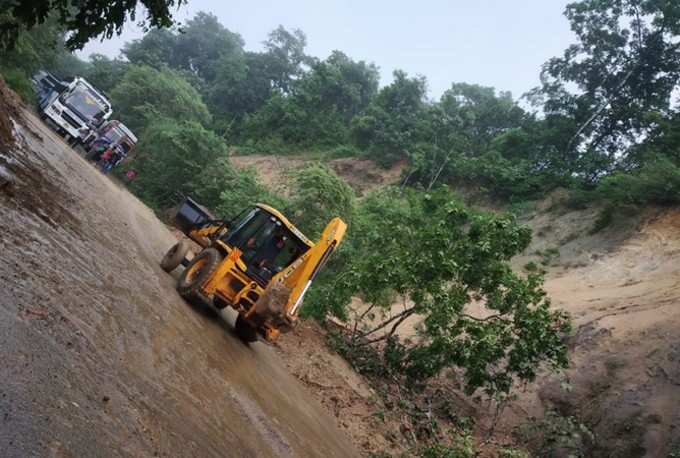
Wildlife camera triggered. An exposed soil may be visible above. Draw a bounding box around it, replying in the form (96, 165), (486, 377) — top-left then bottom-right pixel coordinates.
(0, 76), (24, 148)
(274, 322), (398, 455)
(230, 154), (405, 196)
(0, 89), (358, 456)
(513, 204), (680, 457)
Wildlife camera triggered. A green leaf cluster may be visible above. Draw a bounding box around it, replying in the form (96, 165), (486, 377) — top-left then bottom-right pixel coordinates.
(110, 65), (211, 134)
(310, 187), (571, 396)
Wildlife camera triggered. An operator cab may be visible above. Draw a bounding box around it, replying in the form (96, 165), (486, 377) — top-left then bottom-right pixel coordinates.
(222, 205), (311, 285)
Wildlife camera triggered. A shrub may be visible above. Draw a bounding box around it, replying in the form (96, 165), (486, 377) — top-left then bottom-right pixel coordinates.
(285, 163), (356, 239)
(0, 68), (34, 103)
(127, 119), (228, 210)
(596, 155), (680, 206)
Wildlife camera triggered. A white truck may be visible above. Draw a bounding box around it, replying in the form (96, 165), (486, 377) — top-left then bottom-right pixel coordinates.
(39, 77), (112, 144)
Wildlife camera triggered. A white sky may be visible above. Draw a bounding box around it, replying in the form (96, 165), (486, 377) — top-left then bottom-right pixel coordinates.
(78, 0), (575, 99)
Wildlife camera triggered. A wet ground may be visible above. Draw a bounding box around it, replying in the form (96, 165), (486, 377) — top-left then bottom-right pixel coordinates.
(0, 109), (359, 457)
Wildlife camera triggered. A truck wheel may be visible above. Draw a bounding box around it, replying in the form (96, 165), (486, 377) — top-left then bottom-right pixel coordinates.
(160, 240), (189, 272)
(235, 315), (258, 343)
(177, 248), (222, 298)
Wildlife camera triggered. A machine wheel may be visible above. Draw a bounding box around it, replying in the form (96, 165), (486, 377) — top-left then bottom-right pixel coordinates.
(177, 248), (222, 298)
(234, 315), (258, 343)
(160, 240), (189, 272)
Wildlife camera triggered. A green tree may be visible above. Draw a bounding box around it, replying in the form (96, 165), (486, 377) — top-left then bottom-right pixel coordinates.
(109, 64), (211, 133)
(189, 157), (286, 218)
(406, 84), (533, 193)
(286, 163), (356, 238)
(536, 0), (680, 182)
(172, 12), (245, 83)
(438, 83), (526, 155)
(122, 14), (246, 86)
(352, 70), (429, 165)
(0, 15), (80, 100)
(81, 53), (128, 93)
(1, 0), (186, 50)
(263, 26), (310, 93)
(127, 119), (227, 210)
(122, 28), (178, 70)
(312, 187), (571, 397)
(206, 51), (264, 131)
(242, 50), (380, 148)
(297, 51), (380, 123)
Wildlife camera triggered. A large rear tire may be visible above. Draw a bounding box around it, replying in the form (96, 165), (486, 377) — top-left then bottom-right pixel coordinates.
(160, 240), (189, 272)
(235, 315), (258, 343)
(177, 248), (222, 298)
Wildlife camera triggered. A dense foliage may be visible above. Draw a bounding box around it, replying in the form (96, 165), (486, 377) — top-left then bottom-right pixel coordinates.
(308, 187), (571, 396)
(285, 163), (357, 238)
(0, 16), (73, 100)
(0, 0), (186, 50)
(109, 65), (211, 133)
(127, 119), (227, 210)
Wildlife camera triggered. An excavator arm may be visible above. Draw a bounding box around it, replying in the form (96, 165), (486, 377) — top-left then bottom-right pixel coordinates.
(274, 217), (347, 319)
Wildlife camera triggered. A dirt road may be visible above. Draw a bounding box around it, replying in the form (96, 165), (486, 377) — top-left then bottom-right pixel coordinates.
(0, 109), (359, 457)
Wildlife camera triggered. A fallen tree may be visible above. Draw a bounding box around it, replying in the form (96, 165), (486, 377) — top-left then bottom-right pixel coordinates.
(307, 186), (571, 399)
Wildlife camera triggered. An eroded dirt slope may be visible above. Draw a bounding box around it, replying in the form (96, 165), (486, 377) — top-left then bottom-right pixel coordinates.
(230, 154), (404, 196)
(519, 206), (680, 456)
(0, 105), (359, 457)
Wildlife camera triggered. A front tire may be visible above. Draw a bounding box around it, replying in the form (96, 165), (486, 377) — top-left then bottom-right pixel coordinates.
(177, 248), (222, 298)
(235, 315), (258, 343)
(160, 240), (189, 272)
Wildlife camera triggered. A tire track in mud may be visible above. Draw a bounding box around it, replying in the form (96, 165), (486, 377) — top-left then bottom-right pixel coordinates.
(227, 386), (293, 458)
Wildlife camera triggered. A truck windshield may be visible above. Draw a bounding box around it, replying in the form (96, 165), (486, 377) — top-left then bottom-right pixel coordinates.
(63, 85), (107, 121)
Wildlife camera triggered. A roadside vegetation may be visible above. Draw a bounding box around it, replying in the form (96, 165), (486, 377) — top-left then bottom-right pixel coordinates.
(2, 1), (680, 455)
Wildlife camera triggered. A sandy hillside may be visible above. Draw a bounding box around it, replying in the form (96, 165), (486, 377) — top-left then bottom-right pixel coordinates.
(230, 153), (405, 195)
(515, 205), (680, 456)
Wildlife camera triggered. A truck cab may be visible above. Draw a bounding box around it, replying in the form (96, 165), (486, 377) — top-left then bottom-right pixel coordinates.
(40, 77), (112, 142)
(84, 120), (138, 158)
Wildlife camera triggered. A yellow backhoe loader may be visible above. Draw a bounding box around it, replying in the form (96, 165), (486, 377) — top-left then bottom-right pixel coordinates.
(160, 198), (346, 343)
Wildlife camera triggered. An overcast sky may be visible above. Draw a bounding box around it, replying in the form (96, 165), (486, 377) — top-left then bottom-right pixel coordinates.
(78, 0), (575, 100)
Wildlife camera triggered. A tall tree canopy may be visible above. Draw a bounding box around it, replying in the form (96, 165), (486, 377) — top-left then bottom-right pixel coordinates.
(109, 64), (211, 133)
(0, 0), (186, 50)
(81, 53), (129, 94)
(352, 70), (429, 165)
(537, 0), (680, 181)
(263, 26), (310, 93)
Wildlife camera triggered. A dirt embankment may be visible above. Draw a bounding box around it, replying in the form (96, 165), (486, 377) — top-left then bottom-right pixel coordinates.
(513, 202), (680, 456)
(230, 153), (405, 196)
(0, 76), (25, 148)
(0, 82), (358, 457)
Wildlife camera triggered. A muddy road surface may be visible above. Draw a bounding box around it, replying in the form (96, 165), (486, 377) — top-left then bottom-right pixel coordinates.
(0, 109), (359, 457)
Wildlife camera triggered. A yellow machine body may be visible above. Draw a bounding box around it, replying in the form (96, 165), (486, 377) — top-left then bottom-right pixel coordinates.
(178, 203), (346, 342)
